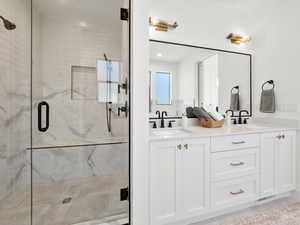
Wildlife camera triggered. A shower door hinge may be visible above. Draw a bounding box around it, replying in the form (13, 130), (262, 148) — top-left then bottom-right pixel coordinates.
(120, 187), (129, 201)
(120, 8), (129, 21)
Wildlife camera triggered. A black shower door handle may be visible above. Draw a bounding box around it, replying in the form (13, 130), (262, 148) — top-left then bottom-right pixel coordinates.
(38, 101), (49, 132)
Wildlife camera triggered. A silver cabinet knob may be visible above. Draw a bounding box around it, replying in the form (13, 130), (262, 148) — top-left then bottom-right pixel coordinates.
(276, 135), (282, 139)
(230, 162), (245, 166)
(177, 144), (182, 150)
(184, 144), (188, 150)
(230, 189), (245, 195)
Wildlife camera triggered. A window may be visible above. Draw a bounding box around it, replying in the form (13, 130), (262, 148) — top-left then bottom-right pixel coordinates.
(97, 60), (120, 103)
(156, 72), (171, 105)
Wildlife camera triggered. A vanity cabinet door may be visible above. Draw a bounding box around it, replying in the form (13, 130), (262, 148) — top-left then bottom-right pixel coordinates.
(149, 140), (180, 225)
(179, 138), (210, 218)
(277, 131), (296, 194)
(260, 132), (278, 198)
(260, 131), (296, 198)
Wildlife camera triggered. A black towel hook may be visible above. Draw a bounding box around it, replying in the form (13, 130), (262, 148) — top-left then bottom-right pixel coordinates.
(231, 86), (239, 94)
(262, 80), (275, 91)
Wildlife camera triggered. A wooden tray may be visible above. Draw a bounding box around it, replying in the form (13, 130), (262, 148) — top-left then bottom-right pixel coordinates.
(199, 119), (225, 128)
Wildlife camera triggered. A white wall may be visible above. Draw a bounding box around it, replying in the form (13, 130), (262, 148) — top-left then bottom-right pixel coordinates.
(150, 0), (300, 119)
(131, 0), (150, 225)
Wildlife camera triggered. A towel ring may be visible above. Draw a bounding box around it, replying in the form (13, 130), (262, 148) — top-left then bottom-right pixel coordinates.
(262, 80), (275, 91)
(231, 86), (239, 94)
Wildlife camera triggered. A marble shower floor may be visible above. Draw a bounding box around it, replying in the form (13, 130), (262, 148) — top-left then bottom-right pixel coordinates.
(0, 174), (128, 225)
(192, 197), (298, 225)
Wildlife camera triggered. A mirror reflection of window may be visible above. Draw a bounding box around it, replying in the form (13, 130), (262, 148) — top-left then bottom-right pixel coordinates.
(97, 60), (120, 103)
(156, 72), (172, 105)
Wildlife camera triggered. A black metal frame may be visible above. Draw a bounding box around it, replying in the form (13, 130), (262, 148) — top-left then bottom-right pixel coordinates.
(149, 39), (253, 119)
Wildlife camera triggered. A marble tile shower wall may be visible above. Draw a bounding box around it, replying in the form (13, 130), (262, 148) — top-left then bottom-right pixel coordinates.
(30, 144), (129, 181)
(32, 17), (129, 146)
(0, 0), (31, 214)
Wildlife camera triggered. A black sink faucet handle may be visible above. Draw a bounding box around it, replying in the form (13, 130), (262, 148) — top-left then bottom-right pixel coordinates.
(243, 118), (249, 124)
(231, 118), (237, 125)
(149, 121), (157, 129)
(168, 120), (176, 128)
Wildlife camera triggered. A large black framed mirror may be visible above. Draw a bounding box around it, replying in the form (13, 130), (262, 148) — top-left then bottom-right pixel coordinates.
(149, 40), (252, 119)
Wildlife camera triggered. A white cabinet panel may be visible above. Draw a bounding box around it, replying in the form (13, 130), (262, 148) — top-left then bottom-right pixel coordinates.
(260, 131), (296, 198)
(211, 148), (259, 181)
(179, 139), (210, 218)
(150, 141), (179, 225)
(277, 131), (296, 193)
(260, 132), (278, 198)
(211, 134), (259, 152)
(211, 175), (258, 210)
(149, 138), (210, 225)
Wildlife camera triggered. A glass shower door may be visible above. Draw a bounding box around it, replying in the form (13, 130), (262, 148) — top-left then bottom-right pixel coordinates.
(31, 0), (130, 224)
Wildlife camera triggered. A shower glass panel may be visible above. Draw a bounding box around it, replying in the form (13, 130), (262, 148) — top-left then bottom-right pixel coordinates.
(0, 0), (31, 225)
(31, 0), (130, 224)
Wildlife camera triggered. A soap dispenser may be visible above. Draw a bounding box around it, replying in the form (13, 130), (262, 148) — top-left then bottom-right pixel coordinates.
(225, 112), (232, 128)
(182, 114), (188, 129)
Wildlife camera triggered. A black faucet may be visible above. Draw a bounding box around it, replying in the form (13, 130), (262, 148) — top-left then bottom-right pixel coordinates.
(156, 110), (161, 119)
(225, 109), (235, 117)
(161, 111), (168, 128)
(238, 110), (249, 124)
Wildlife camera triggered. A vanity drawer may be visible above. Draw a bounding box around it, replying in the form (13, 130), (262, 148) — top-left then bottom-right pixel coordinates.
(211, 175), (258, 209)
(211, 148), (259, 181)
(211, 134), (260, 152)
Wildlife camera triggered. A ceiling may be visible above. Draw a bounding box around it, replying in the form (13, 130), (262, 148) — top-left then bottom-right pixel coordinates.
(33, 0), (124, 27)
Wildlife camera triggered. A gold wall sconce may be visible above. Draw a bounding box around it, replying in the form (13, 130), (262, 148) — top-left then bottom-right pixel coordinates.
(227, 33), (251, 44)
(149, 17), (178, 32)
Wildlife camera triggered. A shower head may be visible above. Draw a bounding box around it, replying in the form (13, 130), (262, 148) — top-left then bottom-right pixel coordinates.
(0, 16), (16, 30)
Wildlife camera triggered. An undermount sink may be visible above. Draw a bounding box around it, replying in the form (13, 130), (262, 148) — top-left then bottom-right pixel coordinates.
(151, 128), (191, 136)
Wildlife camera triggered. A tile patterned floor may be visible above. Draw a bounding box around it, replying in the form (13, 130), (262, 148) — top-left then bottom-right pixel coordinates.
(0, 174), (128, 225)
(192, 197), (299, 225)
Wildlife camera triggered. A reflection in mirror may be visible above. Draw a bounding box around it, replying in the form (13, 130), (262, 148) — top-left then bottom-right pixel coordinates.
(149, 40), (252, 118)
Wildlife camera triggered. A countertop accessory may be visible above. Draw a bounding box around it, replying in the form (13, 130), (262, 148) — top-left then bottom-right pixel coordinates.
(199, 119), (225, 128)
(260, 80), (275, 113)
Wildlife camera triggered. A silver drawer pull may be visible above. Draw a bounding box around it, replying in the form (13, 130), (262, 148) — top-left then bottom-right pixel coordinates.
(184, 144), (188, 150)
(230, 162), (245, 166)
(177, 144), (182, 150)
(230, 189), (245, 195)
(232, 141), (246, 145)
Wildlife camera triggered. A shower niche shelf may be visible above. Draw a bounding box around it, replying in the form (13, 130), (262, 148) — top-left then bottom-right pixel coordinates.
(71, 65), (98, 100)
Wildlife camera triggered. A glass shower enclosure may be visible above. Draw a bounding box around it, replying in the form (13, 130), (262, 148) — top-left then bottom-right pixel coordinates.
(0, 0), (131, 224)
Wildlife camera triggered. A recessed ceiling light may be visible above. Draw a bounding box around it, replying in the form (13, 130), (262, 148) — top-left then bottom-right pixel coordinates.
(157, 53), (163, 57)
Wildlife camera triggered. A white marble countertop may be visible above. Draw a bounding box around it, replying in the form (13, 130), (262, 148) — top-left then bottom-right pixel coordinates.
(149, 120), (299, 141)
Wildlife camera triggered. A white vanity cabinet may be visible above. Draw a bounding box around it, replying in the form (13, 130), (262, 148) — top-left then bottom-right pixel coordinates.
(149, 129), (297, 225)
(260, 131), (296, 198)
(149, 138), (210, 225)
